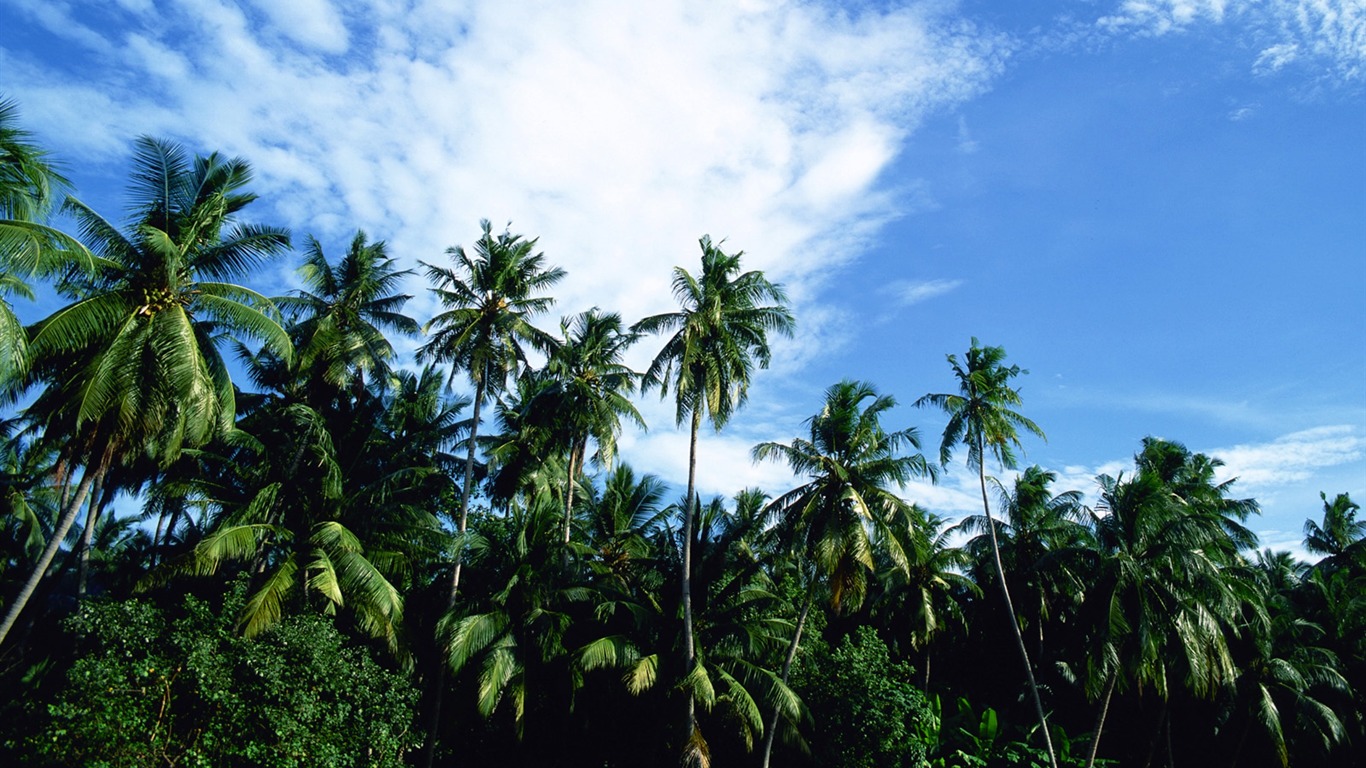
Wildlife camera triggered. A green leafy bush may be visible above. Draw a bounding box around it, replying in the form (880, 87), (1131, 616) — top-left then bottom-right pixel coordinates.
(795, 625), (931, 767)
(26, 589), (420, 767)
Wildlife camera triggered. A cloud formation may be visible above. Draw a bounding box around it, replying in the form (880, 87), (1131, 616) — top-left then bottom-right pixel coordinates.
(1096, 0), (1365, 80)
(1213, 425), (1366, 490)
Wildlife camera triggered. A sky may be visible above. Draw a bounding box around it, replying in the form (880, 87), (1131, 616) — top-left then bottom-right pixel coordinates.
(1, 0), (1362, 560)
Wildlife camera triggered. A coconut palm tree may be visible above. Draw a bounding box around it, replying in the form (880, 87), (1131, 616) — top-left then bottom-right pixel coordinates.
(1076, 445), (1255, 768)
(751, 378), (934, 768)
(543, 308), (644, 543)
(277, 230), (419, 400)
(0, 137), (292, 646)
(1304, 492), (1364, 574)
(0, 96), (88, 386)
(418, 219), (564, 767)
(915, 338), (1057, 768)
(875, 505), (978, 689)
(420, 219), (564, 603)
(633, 235), (793, 765)
(957, 466), (1091, 662)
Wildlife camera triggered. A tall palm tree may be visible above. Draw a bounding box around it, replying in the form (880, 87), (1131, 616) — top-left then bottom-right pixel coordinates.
(0, 137), (292, 645)
(751, 378), (934, 768)
(543, 308), (644, 542)
(277, 230), (420, 400)
(915, 338), (1057, 768)
(633, 235), (793, 766)
(420, 219), (564, 602)
(418, 219), (564, 767)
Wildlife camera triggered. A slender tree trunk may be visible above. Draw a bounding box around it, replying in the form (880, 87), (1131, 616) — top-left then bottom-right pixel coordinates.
(0, 457), (105, 646)
(1085, 675), (1116, 768)
(681, 407), (702, 766)
(977, 441), (1058, 768)
(562, 442), (580, 544)
(421, 380), (485, 768)
(759, 593), (814, 768)
(923, 648), (932, 691)
(75, 472), (107, 597)
(151, 503), (168, 566)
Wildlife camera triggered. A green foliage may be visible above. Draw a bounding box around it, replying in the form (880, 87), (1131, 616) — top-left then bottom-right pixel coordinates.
(25, 587), (420, 767)
(795, 625), (931, 768)
(916, 695), (1111, 768)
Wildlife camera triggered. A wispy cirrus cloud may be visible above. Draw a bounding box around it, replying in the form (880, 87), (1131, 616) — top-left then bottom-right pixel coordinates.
(885, 278), (964, 307)
(1095, 0), (1365, 81)
(1212, 425), (1366, 490)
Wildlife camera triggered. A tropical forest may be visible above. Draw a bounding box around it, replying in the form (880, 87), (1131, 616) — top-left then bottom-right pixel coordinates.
(0, 97), (1362, 768)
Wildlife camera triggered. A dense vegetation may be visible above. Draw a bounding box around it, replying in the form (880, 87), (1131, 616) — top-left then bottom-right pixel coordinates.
(1, 99), (1362, 767)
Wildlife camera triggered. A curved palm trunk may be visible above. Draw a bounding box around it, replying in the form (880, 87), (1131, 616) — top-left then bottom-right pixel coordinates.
(759, 593), (814, 768)
(421, 380), (486, 768)
(1085, 675), (1117, 768)
(0, 453), (106, 646)
(681, 407), (701, 765)
(977, 441), (1058, 768)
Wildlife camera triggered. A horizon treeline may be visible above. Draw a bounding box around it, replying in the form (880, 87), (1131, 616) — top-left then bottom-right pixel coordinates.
(1, 102), (1362, 768)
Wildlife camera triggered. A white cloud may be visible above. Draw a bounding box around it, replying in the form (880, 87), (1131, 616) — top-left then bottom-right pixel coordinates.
(246, 0), (350, 53)
(1211, 425), (1366, 490)
(885, 278), (964, 307)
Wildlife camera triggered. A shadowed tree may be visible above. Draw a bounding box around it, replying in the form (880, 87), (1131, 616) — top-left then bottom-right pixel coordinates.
(633, 235), (793, 766)
(916, 338), (1057, 768)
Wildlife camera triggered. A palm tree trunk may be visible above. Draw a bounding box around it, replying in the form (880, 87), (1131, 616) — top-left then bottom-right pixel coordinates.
(1085, 675), (1116, 768)
(759, 593), (814, 768)
(421, 379), (485, 768)
(0, 455), (105, 646)
(75, 472), (107, 597)
(681, 406), (701, 764)
(977, 443), (1057, 768)
(562, 442), (580, 544)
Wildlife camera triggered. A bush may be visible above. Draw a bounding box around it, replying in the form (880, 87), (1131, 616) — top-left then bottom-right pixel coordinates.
(795, 625), (931, 768)
(26, 589), (420, 767)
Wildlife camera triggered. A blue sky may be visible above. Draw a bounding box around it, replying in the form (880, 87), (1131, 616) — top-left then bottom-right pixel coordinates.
(2, 0), (1362, 559)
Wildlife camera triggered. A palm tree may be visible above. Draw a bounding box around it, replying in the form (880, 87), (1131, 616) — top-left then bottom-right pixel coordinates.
(0, 137), (292, 646)
(751, 378), (934, 768)
(633, 235), (793, 766)
(543, 308), (644, 542)
(1222, 550), (1349, 767)
(420, 219), (565, 602)
(418, 219), (564, 767)
(1304, 492), (1364, 573)
(957, 466), (1090, 662)
(277, 230), (419, 402)
(915, 338), (1057, 768)
(0, 96), (87, 386)
(1077, 444), (1255, 768)
(875, 505), (978, 689)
